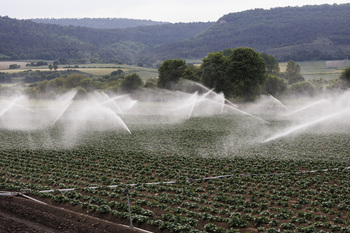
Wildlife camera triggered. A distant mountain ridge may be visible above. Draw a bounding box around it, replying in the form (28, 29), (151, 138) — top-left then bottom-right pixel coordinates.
(30, 18), (168, 29)
(0, 16), (213, 64)
(1, 4), (350, 64)
(141, 3), (350, 62)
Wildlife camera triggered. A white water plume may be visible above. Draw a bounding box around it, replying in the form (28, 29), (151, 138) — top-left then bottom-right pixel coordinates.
(285, 99), (328, 117)
(170, 83), (268, 122)
(2, 84), (348, 151)
(263, 109), (349, 143)
(241, 95), (288, 118)
(0, 95), (38, 130)
(63, 92), (133, 134)
(0, 95), (25, 117)
(269, 95), (288, 111)
(263, 90), (350, 143)
(51, 100), (74, 127)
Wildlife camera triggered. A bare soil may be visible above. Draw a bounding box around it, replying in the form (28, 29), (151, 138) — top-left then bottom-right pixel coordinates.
(0, 195), (145, 233)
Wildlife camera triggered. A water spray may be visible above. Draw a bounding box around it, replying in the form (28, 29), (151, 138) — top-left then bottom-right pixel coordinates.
(269, 95), (288, 111)
(0, 96), (25, 117)
(51, 100), (74, 127)
(263, 109), (348, 143)
(285, 99), (327, 117)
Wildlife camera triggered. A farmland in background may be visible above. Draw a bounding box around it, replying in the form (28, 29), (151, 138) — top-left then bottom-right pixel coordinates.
(279, 60), (345, 81)
(0, 61), (158, 80)
(1, 60), (347, 82)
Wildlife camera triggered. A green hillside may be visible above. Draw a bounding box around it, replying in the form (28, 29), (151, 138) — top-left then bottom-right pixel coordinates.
(1, 4), (350, 65)
(0, 16), (212, 65)
(140, 4), (350, 62)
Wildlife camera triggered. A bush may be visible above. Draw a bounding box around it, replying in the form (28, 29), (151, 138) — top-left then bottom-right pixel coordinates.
(120, 73), (144, 92)
(264, 75), (287, 96)
(340, 65), (350, 87)
(287, 81), (314, 96)
(9, 64), (20, 69)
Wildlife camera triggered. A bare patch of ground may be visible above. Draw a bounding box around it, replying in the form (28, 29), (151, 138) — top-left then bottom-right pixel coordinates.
(0, 196), (144, 233)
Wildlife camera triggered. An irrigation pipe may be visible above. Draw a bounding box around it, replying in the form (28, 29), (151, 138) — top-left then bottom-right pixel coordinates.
(3, 166), (349, 196)
(20, 165), (349, 194)
(0, 191), (47, 205)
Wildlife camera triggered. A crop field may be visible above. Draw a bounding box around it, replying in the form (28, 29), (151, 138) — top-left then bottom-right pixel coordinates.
(1, 90), (350, 232)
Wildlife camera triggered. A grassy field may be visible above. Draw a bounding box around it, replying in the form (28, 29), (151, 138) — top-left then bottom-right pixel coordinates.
(1, 94), (350, 232)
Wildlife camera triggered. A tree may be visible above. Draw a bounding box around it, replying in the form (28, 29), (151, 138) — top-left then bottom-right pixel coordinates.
(181, 65), (201, 82)
(260, 53), (280, 74)
(157, 59), (186, 89)
(264, 75), (287, 96)
(226, 47), (266, 100)
(9, 64), (20, 69)
(340, 65), (350, 87)
(53, 64), (58, 70)
(200, 52), (227, 94)
(144, 78), (158, 88)
(120, 73), (144, 92)
(285, 60), (304, 84)
(111, 69), (124, 76)
(63, 73), (87, 89)
(48, 64), (53, 70)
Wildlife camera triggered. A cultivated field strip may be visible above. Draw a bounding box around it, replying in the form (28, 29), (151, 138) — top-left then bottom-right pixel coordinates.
(1, 115), (350, 232)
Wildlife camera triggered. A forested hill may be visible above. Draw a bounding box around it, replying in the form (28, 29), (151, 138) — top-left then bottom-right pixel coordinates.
(140, 4), (350, 62)
(1, 4), (350, 64)
(0, 16), (212, 64)
(30, 18), (167, 29)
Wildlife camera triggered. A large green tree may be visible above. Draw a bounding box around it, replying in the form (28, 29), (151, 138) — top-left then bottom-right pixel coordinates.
(200, 48), (267, 100)
(157, 59), (186, 89)
(226, 47), (266, 100)
(200, 52), (227, 94)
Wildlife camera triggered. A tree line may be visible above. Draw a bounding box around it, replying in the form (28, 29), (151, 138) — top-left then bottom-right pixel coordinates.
(2, 47), (350, 100)
(157, 47), (350, 100)
(157, 48), (291, 101)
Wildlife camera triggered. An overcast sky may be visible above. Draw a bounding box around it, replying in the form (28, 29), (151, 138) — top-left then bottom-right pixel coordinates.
(1, 0), (349, 23)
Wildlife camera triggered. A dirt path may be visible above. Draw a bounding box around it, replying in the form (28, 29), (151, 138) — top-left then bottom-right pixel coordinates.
(0, 195), (144, 233)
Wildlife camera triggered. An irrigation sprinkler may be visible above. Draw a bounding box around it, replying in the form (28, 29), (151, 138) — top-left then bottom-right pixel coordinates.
(125, 188), (134, 228)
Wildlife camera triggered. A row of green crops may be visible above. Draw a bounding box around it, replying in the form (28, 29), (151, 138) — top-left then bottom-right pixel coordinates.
(1, 114), (350, 232)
